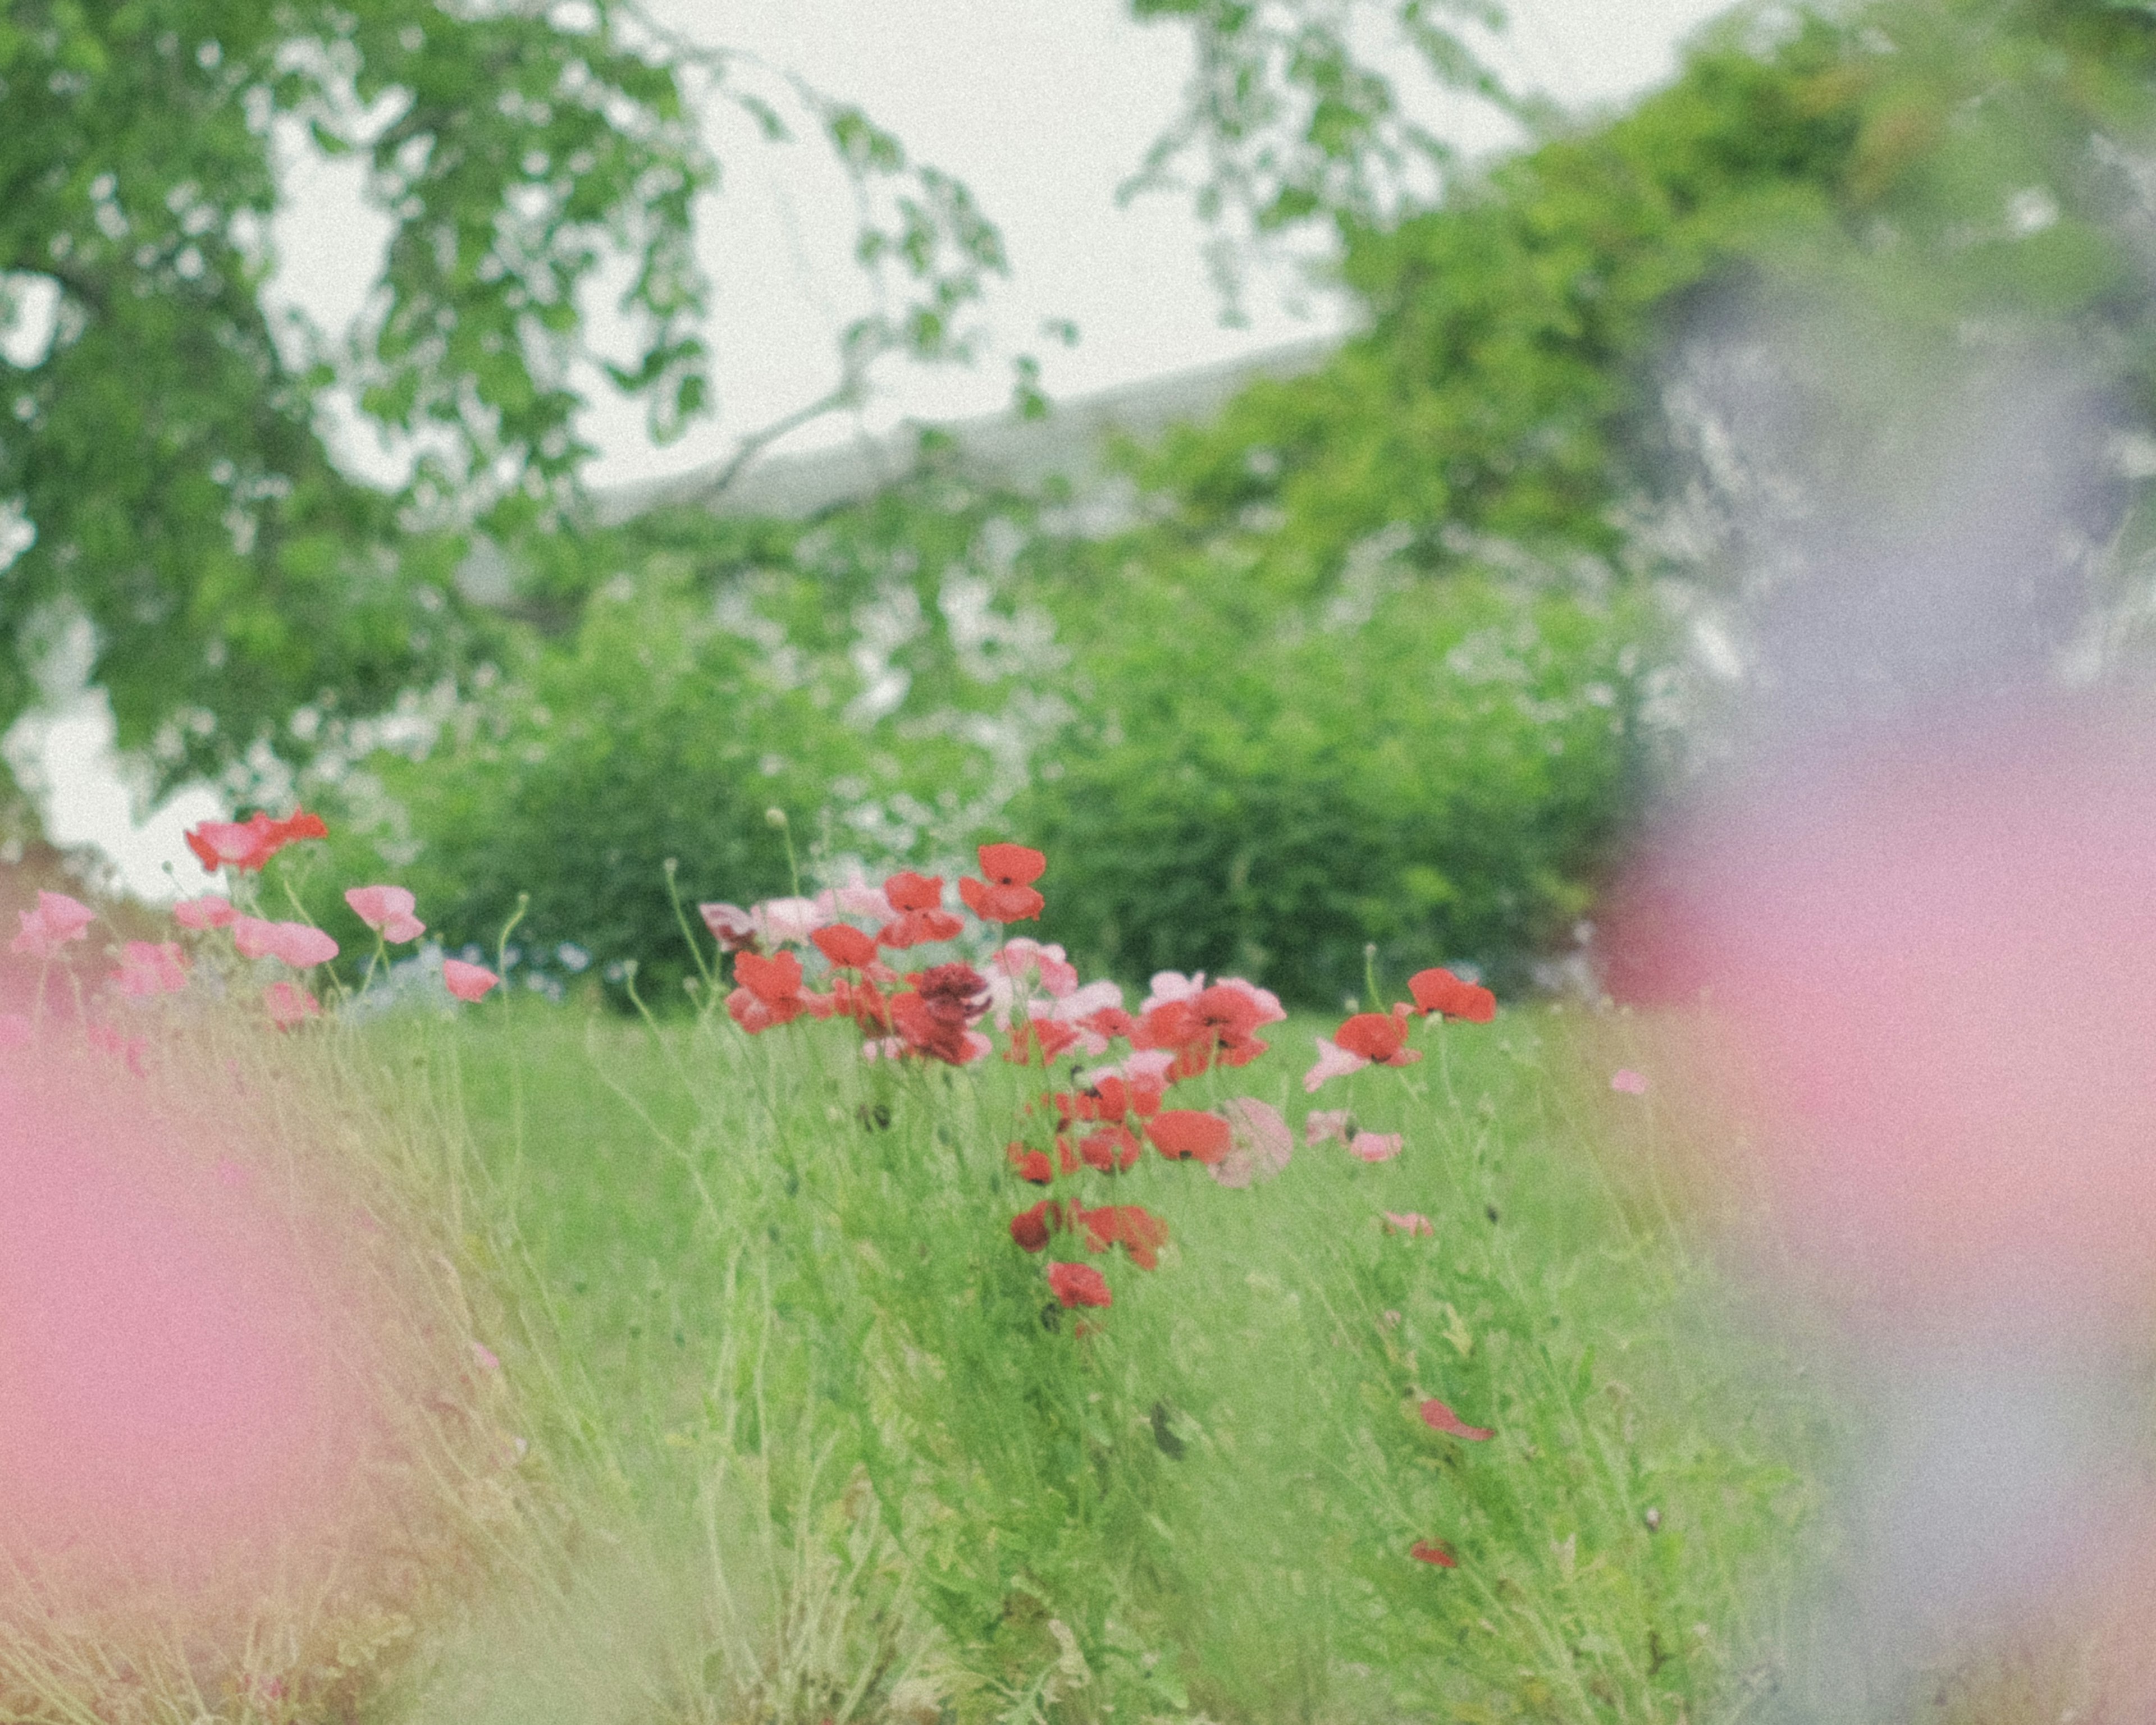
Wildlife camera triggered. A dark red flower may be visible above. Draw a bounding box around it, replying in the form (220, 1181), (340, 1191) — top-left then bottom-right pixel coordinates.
(1047, 1261), (1112, 1308)
(1418, 1399), (1494, 1440)
(888, 963), (992, 1064)
(1333, 1011), (1421, 1067)
(1077, 1124), (1141, 1173)
(1410, 1539), (1459, 1568)
(959, 842), (1046, 923)
(1011, 1200), (1064, 1252)
(1145, 1109), (1232, 1165)
(812, 923), (879, 969)
(698, 902), (761, 954)
(1076, 1204), (1169, 1270)
(1407, 967), (1497, 1023)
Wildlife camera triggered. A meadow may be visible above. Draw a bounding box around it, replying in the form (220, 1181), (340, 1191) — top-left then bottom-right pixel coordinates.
(49, 838), (2156, 1725)
(385, 983), (1833, 1725)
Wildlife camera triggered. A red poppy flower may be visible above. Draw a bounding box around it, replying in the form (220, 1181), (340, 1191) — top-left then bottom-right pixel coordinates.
(1047, 1261), (1112, 1308)
(884, 871), (944, 911)
(1130, 998), (1201, 1053)
(879, 909), (966, 949)
(1080, 1004), (1139, 1043)
(184, 808), (327, 873)
(1076, 1204), (1170, 1270)
(728, 948), (827, 1033)
(812, 924), (879, 969)
(875, 872), (963, 947)
(1078, 1123), (1141, 1173)
(959, 842), (1046, 923)
(1410, 1539), (1459, 1568)
(830, 975), (894, 1034)
(1418, 1399), (1494, 1440)
(1145, 1109), (1232, 1165)
(1332, 1011), (1421, 1067)
(735, 949), (805, 1004)
(1003, 1012), (1081, 1066)
(1007, 1142), (1056, 1184)
(1407, 967), (1497, 1023)
(1010, 1200), (1065, 1252)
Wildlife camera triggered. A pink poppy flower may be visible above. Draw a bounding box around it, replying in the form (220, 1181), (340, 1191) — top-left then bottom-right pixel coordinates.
(1383, 1211), (1435, 1237)
(231, 917), (337, 967)
(1046, 1260), (1112, 1309)
(183, 808), (326, 873)
(172, 894), (236, 930)
(755, 896), (827, 943)
(471, 1341), (502, 1372)
(1304, 1109), (1353, 1145)
(1349, 1131), (1404, 1164)
(829, 877), (896, 922)
(345, 885), (426, 943)
(1210, 1097), (1292, 1188)
(1304, 1036), (1368, 1093)
(443, 959), (500, 1003)
(1610, 1068), (1650, 1095)
(1418, 1398), (1494, 1440)
(264, 981), (319, 1027)
(11, 890), (94, 959)
(993, 937), (1080, 998)
(114, 940), (188, 997)
(1139, 971), (1205, 1013)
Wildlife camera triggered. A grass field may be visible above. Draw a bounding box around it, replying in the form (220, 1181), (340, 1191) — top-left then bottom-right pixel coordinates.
(379, 997), (1836, 1725)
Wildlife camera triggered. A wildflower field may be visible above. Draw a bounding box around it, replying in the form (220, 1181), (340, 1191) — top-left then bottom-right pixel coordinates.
(1, 821), (1849, 1725)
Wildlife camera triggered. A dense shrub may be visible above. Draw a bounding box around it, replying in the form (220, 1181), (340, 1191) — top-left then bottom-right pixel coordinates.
(1018, 545), (1651, 1002)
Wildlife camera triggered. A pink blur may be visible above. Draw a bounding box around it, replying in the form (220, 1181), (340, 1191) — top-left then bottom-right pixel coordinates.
(0, 1048), (389, 1594)
(1607, 704), (2156, 1332)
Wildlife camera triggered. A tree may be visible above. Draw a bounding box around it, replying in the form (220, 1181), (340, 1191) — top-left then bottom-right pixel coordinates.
(0, 0), (1003, 794)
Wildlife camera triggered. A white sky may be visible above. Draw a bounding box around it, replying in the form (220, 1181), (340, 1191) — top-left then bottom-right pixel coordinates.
(18, 0), (1735, 898)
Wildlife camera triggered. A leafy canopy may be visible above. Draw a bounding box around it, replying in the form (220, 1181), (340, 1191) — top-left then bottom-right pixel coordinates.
(0, 0), (1003, 790)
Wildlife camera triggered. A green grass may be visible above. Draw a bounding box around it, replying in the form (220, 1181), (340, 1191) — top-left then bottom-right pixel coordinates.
(389, 1000), (1833, 1725)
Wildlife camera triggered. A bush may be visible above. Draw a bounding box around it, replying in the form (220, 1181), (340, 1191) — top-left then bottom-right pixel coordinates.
(1018, 543), (1651, 1002)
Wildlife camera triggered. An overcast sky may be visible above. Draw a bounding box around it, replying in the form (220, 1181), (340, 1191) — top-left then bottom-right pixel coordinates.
(16, 0), (1737, 898)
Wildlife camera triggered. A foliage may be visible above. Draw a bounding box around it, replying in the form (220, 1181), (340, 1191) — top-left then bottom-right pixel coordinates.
(341, 471), (1072, 1004)
(0, 0), (1006, 791)
(1122, 0), (1517, 308)
(337, 0), (2156, 1005)
(1016, 541), (1651, 1000)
